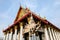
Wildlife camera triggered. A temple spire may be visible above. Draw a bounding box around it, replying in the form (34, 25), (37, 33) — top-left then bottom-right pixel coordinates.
(31, 13), (33, 20)
(29, 13), (35, 24)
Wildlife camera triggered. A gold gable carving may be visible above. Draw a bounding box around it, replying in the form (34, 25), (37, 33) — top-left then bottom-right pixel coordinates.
(18, 8), (26, 19)
(14, 7), (26, 22)
(14, 7), (30, 22)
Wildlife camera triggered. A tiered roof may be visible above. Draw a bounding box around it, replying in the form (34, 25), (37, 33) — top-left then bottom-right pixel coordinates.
(3, 6), (60, 32)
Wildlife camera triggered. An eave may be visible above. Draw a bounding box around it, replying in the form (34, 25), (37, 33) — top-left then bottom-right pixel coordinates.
(3, 12), (60, 32)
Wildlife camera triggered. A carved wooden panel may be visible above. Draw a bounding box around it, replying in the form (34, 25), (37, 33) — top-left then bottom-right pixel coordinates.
(24, 23), (36, 33)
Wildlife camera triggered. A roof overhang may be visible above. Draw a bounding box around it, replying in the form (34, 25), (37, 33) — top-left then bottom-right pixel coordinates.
(3, 12), (60, 32)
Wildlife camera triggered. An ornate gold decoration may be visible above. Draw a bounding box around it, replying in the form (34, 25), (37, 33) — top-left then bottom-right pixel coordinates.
(10, 28), (13, 32)
(20, 22), (23, 27)
(14, 25), (17, 29)
(3, 32), (7, 35)
(27, 17), (30, 24)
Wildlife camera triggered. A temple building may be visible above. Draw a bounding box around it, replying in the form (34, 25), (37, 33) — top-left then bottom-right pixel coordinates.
(3, 6), (60, 40)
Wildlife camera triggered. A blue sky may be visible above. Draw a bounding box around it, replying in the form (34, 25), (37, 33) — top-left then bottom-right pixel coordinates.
(0, 0), (60, 37)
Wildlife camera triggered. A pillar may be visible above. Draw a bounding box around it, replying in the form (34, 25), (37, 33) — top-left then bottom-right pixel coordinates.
(14, 26), (17, 40)
(48, 27), (53, 40)
(22, 34), (24, 40)
(13, 33), (14, 40)
(53, 30), (57, 40)
(56, 31), (58, 40)
(23, 37), (24, 40)
(35, 32), (40, 40)
(20, 22), (23, 40)
(33, 33), (36, 40)
(56, 31), (59, 40)
(6, 31), (9, 40)
(54, 30), (58, 40)
(32, 34), (34, 40)
(51, 29), (56, 40)
(44, 26), (49, 40)
(17, 32), (20, 40)
(29, 32), (31, 40)
(36, 35), (40, 40)
(59, 32), (60, 40)
(57, 32), (59, 40)
(9, 28), (13, 40)
(3, 32), (7, 40)
(9, 33), (11, 40)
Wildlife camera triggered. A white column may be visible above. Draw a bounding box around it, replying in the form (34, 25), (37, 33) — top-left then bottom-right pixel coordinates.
(36, 35), (40, 40)
(35, 32), (40, 40)
(58, 32), (59, 40)
(9, 33), (11, 40)
(17, 32), (20, 40)
(54, 30), (57, 40)
(58, 32), (60, 40)
(11, 31), (13, 40)
(13, 34), (15, 40)
(56, 31), (59, 40)
(6, 31), (9, 40)
(52, 29), (56, 40)
(44, 26), (49, 40)
(14, 26), (17, 40)
(29, 33), (35, 40)
(29, 32), (31, 40)
(59, 32), (60, 40)
(56, 30), (59, 40)
(9, 29), (13, 40)
(42, 33), (45, 40)
(3, 32), (6, 40)
(48, 27), (53, 40)
(33, 33), (36, 40)
(55, 30), (58, 40)
(4, 34), (6, 40)
(57, 32), (59, 40)
(22, 34), (24, 40)
(20, 23), (23, 40)
(32, 34), (34, 40)
(23, 37), (24, 40)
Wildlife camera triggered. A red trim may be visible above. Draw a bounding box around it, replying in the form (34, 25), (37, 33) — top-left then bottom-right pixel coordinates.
(14, 6), (22, 22)
(32, 13), (48, 24)
(47, 20), (60, 31)
(3, 12), (31, 32)
(3, 12), (60, 32)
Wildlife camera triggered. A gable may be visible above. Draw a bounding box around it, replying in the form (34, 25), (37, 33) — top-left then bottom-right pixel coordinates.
(18, 8), (26, 19)
(3, 6), (60, 32)
(14, 7), (26, 22)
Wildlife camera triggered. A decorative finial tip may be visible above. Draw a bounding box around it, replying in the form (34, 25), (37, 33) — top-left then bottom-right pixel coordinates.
(43, 16), (46, 20)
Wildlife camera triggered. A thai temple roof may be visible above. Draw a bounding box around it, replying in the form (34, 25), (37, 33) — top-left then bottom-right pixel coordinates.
(3, 6), (60, 32)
